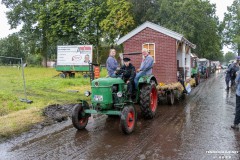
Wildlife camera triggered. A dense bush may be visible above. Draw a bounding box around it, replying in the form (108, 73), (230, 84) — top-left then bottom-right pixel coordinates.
(26, 54), (42, 66)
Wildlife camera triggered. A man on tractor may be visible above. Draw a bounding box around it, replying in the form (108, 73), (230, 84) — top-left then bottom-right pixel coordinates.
(116, 57), (136, 99)
(134, 48), (154, 87)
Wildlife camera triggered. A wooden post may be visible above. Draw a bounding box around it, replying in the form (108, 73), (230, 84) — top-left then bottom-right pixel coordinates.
(182, 43), (186, 81)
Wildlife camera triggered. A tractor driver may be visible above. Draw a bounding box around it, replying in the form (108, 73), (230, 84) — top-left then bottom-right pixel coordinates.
(117, 58), (136, 98)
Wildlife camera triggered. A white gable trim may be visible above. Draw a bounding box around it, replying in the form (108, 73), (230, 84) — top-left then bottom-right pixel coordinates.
(117, 21), (196, 49)
(191, 53), (198, 58)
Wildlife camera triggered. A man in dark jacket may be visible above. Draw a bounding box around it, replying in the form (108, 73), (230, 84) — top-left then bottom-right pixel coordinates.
(229, 62), (239, 87)
(117, 58), (136, 97)
(225, 63), (232, 90)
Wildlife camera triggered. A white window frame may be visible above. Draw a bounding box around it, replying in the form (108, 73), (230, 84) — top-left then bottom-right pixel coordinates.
(142, 43), (155, 63)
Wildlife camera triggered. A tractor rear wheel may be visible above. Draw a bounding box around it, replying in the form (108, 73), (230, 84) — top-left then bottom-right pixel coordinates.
(120, 105), (136, 134)
(72, 103), (90, 130)
(140, 83), (158, 119)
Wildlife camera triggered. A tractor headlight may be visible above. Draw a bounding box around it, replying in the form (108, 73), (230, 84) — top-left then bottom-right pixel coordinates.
(84, 91), (91, 97)
(117, 91), (123, 97)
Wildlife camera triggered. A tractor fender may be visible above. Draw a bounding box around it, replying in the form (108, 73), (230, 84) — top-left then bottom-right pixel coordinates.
(138, 75), (157, 85)
(80, 100), (88, 106)
(79, 100), (90, 110)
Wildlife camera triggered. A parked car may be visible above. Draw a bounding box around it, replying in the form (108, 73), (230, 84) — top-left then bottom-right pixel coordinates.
(212, 61), (221, 70)
(221, 65), (228, 69)
(217, 65), (221, 70)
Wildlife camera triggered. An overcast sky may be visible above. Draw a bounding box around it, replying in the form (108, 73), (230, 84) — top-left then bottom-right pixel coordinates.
(209, 0), (234, 21)
(0, 0), (235, 53)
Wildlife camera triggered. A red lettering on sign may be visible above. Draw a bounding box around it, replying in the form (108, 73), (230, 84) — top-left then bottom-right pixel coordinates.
(79, 46), (92, 51)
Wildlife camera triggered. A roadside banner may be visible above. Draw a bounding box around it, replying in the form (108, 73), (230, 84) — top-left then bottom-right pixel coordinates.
(57, 45), (93, 66)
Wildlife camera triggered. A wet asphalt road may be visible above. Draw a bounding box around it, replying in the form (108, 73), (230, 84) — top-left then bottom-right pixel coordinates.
(0, 70), (240, 160)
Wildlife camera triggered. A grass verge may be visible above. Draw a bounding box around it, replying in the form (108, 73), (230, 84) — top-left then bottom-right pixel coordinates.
(0, 67), (107, 138)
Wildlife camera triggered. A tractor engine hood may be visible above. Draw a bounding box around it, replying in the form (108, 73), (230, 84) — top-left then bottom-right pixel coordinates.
(90, 77), (125, 110)
(91, 77), (125, 87)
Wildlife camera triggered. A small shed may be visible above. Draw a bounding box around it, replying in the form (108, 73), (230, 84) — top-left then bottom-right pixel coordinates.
(117, 21), (196, 83)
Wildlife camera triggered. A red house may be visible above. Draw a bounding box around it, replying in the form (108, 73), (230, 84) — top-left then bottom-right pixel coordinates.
(117, 21), (196, 83)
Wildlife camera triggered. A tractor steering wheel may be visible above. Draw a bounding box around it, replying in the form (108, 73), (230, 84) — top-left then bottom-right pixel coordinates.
(115, 69), (127, 79)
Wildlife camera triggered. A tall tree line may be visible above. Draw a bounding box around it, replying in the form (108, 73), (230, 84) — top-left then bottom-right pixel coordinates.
(2, 0), (238, 65)
(222, 0), (240, 56)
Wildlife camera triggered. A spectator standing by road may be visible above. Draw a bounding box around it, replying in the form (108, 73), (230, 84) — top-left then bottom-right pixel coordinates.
(225, 63), (232, 90)
(226, 57), (240, 90)
(106, 49), (118, 77)
(231, 69), (240, 130)
(134, 48), (154, 87)
(230, 62), (239, 87)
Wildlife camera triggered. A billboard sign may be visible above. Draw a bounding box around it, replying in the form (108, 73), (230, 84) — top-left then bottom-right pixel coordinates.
(57, 45), (93, 65)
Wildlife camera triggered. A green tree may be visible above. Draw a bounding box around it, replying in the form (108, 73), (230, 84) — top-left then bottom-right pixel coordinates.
(2, 0), (109, 65)
(0, 33), (25, 64)
(165, 0), (222, 60)
(129, 0), (223, 60)
(224, 51), (236, 63)
(223, 0), (240, 55)
(2, 0), (51, 66)
(100, 0), (135, 45)
(78, 0), (108, 63)
(130, 0), (160, 26)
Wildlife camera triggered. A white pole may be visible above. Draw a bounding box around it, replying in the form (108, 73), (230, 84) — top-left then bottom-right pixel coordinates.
(21, 58), (28, 100)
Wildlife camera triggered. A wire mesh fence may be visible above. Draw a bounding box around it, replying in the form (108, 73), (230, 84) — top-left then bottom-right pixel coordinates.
(0, 56), (32, 104)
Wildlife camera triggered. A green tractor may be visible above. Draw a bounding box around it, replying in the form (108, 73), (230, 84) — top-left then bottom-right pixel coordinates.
(72, 75), (158, 134)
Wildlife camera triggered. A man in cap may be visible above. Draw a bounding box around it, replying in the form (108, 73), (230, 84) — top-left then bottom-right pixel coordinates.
(116, 57), (136, 98)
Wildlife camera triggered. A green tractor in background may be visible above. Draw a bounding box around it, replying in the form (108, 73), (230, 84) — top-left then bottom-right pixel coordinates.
(72, 75), (158, 134)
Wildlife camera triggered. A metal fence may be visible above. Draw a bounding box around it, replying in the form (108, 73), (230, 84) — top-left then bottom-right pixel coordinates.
(0, 56), (32, 103)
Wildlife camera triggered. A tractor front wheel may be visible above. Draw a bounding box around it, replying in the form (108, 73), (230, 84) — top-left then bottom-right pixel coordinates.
(72, 103), (90, 130)
(140, 83), (158, 119)
(120, 105), (136, 134)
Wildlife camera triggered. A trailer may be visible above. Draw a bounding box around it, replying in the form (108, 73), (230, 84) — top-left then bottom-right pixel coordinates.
(56, 45), (93, 78)
(197, 58), (211, 79)
(156, 78), (196, 105)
